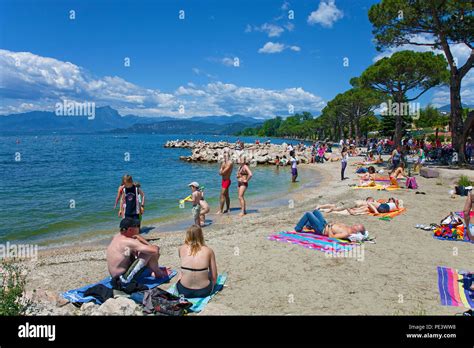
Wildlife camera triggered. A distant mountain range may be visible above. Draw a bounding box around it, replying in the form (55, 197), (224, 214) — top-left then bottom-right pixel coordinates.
(0, 106), (263, 135)
(437, 103), (472, 113)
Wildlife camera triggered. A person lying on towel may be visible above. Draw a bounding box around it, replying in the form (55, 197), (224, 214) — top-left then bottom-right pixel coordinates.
(316, 197), (402, 216)
(106, 217), (168, 284)
(316, 197), (373, 216)
(294, 210), (368, 241)
(366, 197), (401, 214)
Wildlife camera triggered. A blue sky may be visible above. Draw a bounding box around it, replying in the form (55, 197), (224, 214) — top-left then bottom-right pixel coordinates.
(0, 0), (472, 117)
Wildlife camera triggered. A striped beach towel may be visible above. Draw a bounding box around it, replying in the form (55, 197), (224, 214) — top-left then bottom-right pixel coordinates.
(268, 231), (356, 253)
(167, 273), (227, 313)
(437, 266), (473, 309)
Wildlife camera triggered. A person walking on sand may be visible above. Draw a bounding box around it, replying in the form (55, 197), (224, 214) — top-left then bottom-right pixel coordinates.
(290, 150), (298, 182)
(189, 182), (203, 226)
(341, 146), (348, 181)
(236, 155), (253, 216)
(217, 151), (233, 214)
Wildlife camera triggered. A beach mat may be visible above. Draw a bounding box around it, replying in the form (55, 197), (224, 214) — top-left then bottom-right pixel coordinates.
(61, 267), (177, 304)
(351, 184), (400, 191)
(368, 207), (406, 218)
(433, 224), (474, 244)
(268, 230), (356, 253)
(167, 273), (227, 313)
(437, 266), (473, 309)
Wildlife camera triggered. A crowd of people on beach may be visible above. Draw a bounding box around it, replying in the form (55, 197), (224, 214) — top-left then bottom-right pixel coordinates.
(103, 135), (473, 304)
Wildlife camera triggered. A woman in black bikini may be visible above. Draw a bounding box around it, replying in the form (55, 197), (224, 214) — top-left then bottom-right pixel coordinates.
(176, 225), (218, 298)
(237, 155), (253, 216)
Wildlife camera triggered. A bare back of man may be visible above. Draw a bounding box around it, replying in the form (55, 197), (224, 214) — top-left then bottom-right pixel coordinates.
(106, 233), (166, 279)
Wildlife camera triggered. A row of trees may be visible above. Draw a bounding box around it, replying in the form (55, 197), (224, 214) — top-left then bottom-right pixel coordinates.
(240, 1), (473, 161)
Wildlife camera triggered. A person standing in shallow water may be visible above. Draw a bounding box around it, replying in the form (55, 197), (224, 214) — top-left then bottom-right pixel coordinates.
(236, 155), (253, 216)
(217, 151), (233, 214)
(290, 150), (298, 182)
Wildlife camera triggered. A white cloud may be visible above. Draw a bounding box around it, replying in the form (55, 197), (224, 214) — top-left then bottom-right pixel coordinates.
(307, 0), (343, 28)
(258, 42), (300, 54)
(281, 1), (290, 10)
(261, 23), (285, 37)
(0, 49), (324, 117)
(258, 42), (286, 54)
(246, 23), (285, 38)
(221, 57), (238, 67)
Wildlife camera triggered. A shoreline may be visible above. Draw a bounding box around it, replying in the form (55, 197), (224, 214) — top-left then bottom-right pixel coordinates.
(34, 164), (323, 254)
(23, 155), (474, 315)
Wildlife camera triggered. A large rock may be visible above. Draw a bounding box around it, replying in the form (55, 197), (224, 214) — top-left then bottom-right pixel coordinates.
(420, 167), (439, 178)
(96, 297), (143, 316)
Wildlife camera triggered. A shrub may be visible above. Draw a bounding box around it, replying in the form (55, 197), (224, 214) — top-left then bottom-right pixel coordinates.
(0, 259), (31, 315)
(457, 175), (473, 188)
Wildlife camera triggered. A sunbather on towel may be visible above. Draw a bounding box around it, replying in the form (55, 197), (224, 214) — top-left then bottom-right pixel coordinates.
(317, 197), (373, 216)
(294, 210), (367, 240)
(106, 217), (168, 282)
(366, 197), (401, 214)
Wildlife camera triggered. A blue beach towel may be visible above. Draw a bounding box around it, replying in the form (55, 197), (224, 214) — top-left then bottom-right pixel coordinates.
(61, 268), (177, 304)
(167, 273), (227, 313)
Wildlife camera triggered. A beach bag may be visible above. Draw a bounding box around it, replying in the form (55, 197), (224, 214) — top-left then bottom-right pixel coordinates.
(405, 177), (418, 189)
(455, 186), (468, 196)
(141, 287), (192, 316)
(440, 213), (463, 227)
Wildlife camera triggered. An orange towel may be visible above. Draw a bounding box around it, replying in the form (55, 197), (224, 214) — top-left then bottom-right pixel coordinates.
(368, 207), (406, 218)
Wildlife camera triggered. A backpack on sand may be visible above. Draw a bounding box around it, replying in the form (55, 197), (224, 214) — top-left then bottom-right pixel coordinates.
(142, 287), (192, 316)
(406, 177), (418, 190)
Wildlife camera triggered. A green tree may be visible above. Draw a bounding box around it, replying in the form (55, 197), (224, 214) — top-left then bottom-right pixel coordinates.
(359, 50), (449, 145)
(368, 0), (473, 160)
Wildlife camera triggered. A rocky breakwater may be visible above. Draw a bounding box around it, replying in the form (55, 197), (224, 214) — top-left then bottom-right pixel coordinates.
(164, 140), (314, 165)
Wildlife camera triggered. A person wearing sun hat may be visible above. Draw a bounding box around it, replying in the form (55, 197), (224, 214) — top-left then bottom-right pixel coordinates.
(188, 182), (203, 226)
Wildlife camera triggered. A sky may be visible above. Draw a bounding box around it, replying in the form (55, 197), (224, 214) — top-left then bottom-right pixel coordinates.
(0, 0), (472, 118)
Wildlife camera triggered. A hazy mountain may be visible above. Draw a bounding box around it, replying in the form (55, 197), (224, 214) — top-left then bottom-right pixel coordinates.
(112, 120), (262, 135)
(437, 104), (472, 113)
(0, 106), (262, 134)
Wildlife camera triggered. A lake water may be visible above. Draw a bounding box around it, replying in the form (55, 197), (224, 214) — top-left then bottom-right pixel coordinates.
(0, 134), (321, 246)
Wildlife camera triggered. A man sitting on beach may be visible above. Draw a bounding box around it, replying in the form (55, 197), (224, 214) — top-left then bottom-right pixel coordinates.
(294, 210), (368, 241)
(106, 218), (168, 283)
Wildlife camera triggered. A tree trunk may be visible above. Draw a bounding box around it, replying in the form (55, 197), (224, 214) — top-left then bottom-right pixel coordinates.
(449, 73), (465, 161)
(394, 101), (403, 146)
(354, 118), (360, 140)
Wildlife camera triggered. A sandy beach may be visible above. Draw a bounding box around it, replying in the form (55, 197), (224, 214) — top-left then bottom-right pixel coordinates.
(23, 154), (473, 316)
